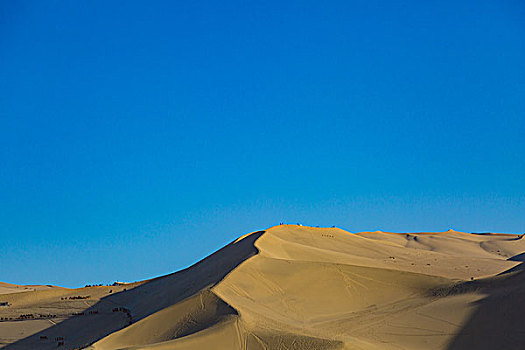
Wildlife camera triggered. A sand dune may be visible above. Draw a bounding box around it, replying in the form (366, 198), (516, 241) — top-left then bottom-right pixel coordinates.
(1, 225), (524, 349)
(0, 283), (65, 296)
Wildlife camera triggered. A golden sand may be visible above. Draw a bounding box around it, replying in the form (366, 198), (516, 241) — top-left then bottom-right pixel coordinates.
(1, 225), (524, 349)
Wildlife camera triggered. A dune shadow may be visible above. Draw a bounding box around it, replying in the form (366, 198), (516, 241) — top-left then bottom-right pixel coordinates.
(4, 231), (265, 350)
(444, 258), (525, 350)
(507, 252), (525, 262)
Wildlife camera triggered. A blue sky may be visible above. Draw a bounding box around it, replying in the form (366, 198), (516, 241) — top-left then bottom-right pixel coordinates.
(1, 0), (524, 287)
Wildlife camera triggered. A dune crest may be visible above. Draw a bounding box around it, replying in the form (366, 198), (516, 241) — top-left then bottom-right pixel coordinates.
(1, 225), (524, 349)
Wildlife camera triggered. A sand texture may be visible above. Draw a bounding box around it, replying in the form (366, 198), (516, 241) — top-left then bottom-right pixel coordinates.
(1, 225), (524, 349)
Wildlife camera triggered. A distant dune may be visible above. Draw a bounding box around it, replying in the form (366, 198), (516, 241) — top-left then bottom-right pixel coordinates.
(0, 283), (65, 296)
(1, 225), (524, 349)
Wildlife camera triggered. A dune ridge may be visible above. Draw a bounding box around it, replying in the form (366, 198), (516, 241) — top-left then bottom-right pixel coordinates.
(1, 225), (524, 349)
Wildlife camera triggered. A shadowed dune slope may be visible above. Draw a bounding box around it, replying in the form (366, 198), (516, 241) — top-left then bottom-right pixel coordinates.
(1, 225), (524, 350)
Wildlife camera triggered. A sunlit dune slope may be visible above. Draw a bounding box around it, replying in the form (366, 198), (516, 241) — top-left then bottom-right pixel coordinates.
(1, 225), (524, 350)
(0, 283), (65, 296)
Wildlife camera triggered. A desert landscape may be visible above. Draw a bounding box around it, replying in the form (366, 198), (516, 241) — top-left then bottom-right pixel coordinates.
(1, 225), (524, 350)
(3, 0), (523, 348)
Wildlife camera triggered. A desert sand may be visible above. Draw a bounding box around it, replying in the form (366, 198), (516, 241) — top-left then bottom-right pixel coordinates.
(1, 225), (524, 349)
(0, 283), (65, 296)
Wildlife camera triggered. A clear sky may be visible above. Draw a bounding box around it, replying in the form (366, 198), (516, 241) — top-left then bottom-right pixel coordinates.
(1, 0), (524, 287)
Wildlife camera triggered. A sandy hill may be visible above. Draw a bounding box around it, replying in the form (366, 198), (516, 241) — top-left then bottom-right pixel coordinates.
(1, 225), (524, 349)
(0, 283), (65, 296)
